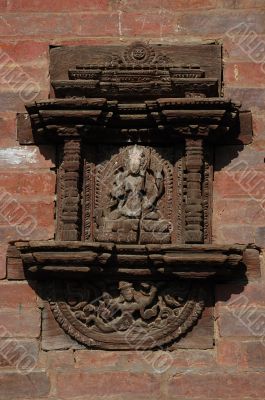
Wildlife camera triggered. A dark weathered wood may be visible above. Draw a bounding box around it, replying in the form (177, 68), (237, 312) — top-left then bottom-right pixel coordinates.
(14, 240), (257, 281)
(11, 41), (255, 350)
(59, 140), (81, 241)
(50, 43), (222, 93)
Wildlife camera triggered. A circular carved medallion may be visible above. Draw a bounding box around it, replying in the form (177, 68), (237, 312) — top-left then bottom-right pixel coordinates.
(123, 42), (156, 64)
(49, 279), (205, 350)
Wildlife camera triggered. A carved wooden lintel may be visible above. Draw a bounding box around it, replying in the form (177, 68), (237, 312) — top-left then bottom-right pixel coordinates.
(15, 241), (255, 280)
(25, 97), (244, 145)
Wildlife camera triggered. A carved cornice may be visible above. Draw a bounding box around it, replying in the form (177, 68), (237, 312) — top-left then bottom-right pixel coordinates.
(25, 97), (247, 144)
(15, 241), (255, 280)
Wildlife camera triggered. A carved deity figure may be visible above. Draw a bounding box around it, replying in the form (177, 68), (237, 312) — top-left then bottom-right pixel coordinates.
(96, 145), (171, 243)
(108, 145), (164, 221)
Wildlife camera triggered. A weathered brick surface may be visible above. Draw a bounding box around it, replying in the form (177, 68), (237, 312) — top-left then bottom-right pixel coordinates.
(0, 113), (16, 147)
(168, 372), (265, 398)
(0, 146), (55, 169)
(55, 371), (160, 398)
(0, 282), (37, 307)
(0, 308), (40, 338)
(0, 371), (50, 399)
(224, 62), (265, 86)
(118, 0), (218, 11)
(216, 282), (265, 308)
(217, 307), (265, 337)
(7, 0), (109, 12)
(0, 338), (38, 369)
(217, 339), (265, 369)
(0, 171), (55, 197)
(0, 244), (6, 279)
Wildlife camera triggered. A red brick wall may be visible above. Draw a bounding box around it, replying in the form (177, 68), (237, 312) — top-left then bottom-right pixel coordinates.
(0, 1), (265, 399)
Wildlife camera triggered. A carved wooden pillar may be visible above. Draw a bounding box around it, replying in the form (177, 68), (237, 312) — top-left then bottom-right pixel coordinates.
(184, 138), (203, 243)
(59, 139), (82, 241)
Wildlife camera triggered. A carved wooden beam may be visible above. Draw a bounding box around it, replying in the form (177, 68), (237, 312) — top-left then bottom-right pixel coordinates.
(24, 97), (249, 145)
(12, 241), (259, 281)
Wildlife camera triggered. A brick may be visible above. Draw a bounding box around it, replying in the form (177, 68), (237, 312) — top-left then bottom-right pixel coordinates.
(0, 146), (55, 169)
(224, 88), (265, 111)
(0, 339), (38, 370)
(47, 350), (74, 369)
(0, 244), (7, 279)
(56, 371), (160, 398)
(0, 1), (6, 11)
(0, 171), (55, 197)
(118, 0), (218, 11)
(177, 11), (265, 36)
(0, 13), (73, 37)
(75, 349), (213, 373)
(169, 305), (214, 350)
(8, 0), (108, 11)
(0, 371), (50, 399)
(72, 12), (119, 36)
(42, 304), (84, 351)
(213, 199), (265, 225)
(217, 307), (265, 337)
(75, 350), (121, 369)
(0, 282), (37, 308)
(214, 145), (265, 171)
(216, 282), (265, 309)
(0, 223), (54, 242)
(0, 112), (16, 147)
(217, 339), (265, 369)
(75, 348), (216, 374)
(243, 248), (262, 280)
(0, 61), (49, 88)
(0, 41), (48, 63)
(223, 35), (265, 62)
(0, 308), (40, 338)
(168, 372), (265, 398)
(0, 200), (55, 241)
(252, 113), (265, 145)
(224, 62), (265, 86)
(213, 224), (255, 244)
(121, 349), (216, 373)
(7, 256), (24, 280)
(222, 0), (265, 8)
(119, 12), (177, 36)
(255, 226), (265, 247)
(0, 88), (49, 112)
(213, 171), (265, 199)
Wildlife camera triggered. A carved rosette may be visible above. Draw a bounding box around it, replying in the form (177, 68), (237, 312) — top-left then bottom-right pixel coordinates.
(48, 279), (205, 349)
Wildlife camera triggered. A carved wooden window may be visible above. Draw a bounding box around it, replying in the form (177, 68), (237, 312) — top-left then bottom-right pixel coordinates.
(10, 42), (259, 350)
